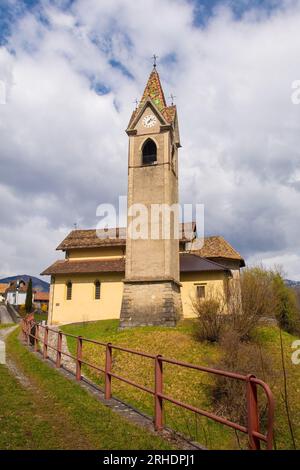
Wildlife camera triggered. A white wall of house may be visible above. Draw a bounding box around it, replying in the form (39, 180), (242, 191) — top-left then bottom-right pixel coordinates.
(6, 291), (27, 306)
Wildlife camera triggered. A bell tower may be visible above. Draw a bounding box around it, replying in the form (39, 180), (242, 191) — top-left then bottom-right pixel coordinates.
(120, 66), (183, 327)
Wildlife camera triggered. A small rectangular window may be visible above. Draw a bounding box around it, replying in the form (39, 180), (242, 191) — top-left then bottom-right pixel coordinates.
(95, 281), (101, 300)
(66, 281), (72, 300)
(196, 285), (205, 299)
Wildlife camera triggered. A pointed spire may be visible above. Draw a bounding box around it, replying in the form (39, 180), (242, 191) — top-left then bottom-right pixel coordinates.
(139, 68), (167, 113)
(127, 66), (177, 130)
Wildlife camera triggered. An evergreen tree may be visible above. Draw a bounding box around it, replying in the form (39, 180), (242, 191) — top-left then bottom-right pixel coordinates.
(25, 278), (33, 313)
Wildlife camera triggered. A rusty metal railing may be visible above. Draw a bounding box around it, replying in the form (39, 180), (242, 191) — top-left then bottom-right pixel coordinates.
(21, 318), (275, 450)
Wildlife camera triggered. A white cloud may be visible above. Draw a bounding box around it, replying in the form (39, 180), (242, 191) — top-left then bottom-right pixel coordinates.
(0, 0), (300, 278)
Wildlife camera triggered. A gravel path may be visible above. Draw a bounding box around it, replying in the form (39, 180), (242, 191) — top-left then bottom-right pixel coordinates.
(0, 325), (30, 386)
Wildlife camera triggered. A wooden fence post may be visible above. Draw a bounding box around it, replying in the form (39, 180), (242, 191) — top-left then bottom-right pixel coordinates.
(76, 336), (83, 381)
(105, 343), (112, 399)
(34, 324), (39, 352)
(22, 320), (26, 341)
(56, 331), (63, 368)
(43, 326), (49, 359)
(155, 355), (163, 431)
(247, 374), (261, 450)
(27, 322), (31, 346)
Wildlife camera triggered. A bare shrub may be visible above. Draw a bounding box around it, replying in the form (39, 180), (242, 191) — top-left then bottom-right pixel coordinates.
(228, 268), (277, 340)
(193, 266), (279, 342)
(211, 330), (276, 426)
(192, 291), (226, 342)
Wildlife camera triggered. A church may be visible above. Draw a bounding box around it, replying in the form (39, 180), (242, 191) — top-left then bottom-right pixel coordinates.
(42, 67), (244, 326)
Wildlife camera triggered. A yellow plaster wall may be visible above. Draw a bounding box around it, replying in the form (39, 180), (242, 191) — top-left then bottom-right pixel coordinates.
(67, 247), (125, 260)
(48, 273), (124, 325)
(48, 270), (230, 325)
(180, 271), (229, 318)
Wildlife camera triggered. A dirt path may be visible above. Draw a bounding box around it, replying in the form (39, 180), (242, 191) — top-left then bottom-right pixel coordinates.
(0, 304), (14, 324)
(0, 326), (36, 388)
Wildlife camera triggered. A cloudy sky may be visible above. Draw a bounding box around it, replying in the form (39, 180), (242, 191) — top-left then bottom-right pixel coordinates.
(0, 0), (300, 280)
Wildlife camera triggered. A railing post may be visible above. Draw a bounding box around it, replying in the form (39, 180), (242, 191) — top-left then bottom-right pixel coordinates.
(21, 320), (26, 341)
(43, 326), (49, 360)
(76, 336), (83, 381)
(27, 322), (31, 346)
(155, 355), (163, 431)
(247, 374), (261, 450)
(34, 324), (39, 352)
(105, 343), (112, 399)
(56, 331), (63, 368)
(24, 320), (28, 342)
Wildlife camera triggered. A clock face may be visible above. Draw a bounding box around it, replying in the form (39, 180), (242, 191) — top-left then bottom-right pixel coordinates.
(142, 114), (157, 128)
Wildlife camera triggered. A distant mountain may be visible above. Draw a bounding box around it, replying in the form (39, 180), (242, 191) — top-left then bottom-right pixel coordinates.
(0, 275), (49, 292)
(285, 279), (300, 287)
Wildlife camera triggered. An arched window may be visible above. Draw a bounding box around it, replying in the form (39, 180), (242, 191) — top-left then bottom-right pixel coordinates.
(142, 139), (157, 165)
(66, 281), (72, 300)
(95, 280), (101, 300)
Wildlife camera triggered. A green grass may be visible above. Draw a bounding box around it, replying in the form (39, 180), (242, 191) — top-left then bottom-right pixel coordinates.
(1, 328), (174, 450)
(253, 326), (300, 449)
(34, 312), (48, 322)
(0, 323), (14, 330)
(62, 320), (239, 449)
(62, 319), (300, 450)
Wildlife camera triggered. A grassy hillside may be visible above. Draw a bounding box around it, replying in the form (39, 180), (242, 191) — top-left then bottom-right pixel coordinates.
(62, 319), (300, 450)
(1, 328), (173, 450)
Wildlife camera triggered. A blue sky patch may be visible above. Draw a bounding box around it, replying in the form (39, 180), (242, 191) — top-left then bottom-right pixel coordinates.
(0, 0), (40, 44)
(0, 1), (285, 45)
(192, 0), (283, 25)
(109, 59), (134, 80)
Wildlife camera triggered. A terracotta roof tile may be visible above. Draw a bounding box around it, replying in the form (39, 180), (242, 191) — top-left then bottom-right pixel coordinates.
(55, 227), (244, 264)
(161, 105), (176, 124)
(56, 228), (127, 250)
(127, 69), (176, 126)
(41, 258), (125, 275)
(5, 280), (28, 293)
(57, 223), (195, 250)
(191, 236), (245, 265)
(140, 68), (167, 112)
(0, 283), (9, 294)
(41, 254), (231, 276)
(34, 292), (49, 301)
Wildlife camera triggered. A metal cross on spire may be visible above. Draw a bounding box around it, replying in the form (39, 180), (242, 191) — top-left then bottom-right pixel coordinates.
(169, 94), (176, 105)
(152, 54), (158, 68)
(133, 98), (139, 109)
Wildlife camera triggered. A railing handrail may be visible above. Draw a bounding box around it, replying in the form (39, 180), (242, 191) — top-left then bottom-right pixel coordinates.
(21, 318), (275, 450)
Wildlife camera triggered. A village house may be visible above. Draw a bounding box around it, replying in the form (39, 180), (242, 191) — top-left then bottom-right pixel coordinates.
(42, 67), (245, 326)
(5, 279), (28, 306)
(33, 291), (50, 310)
(0, 283), (9, 302)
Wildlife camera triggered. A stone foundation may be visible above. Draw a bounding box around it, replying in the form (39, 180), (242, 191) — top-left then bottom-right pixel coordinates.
(120, 279), (183, 328)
